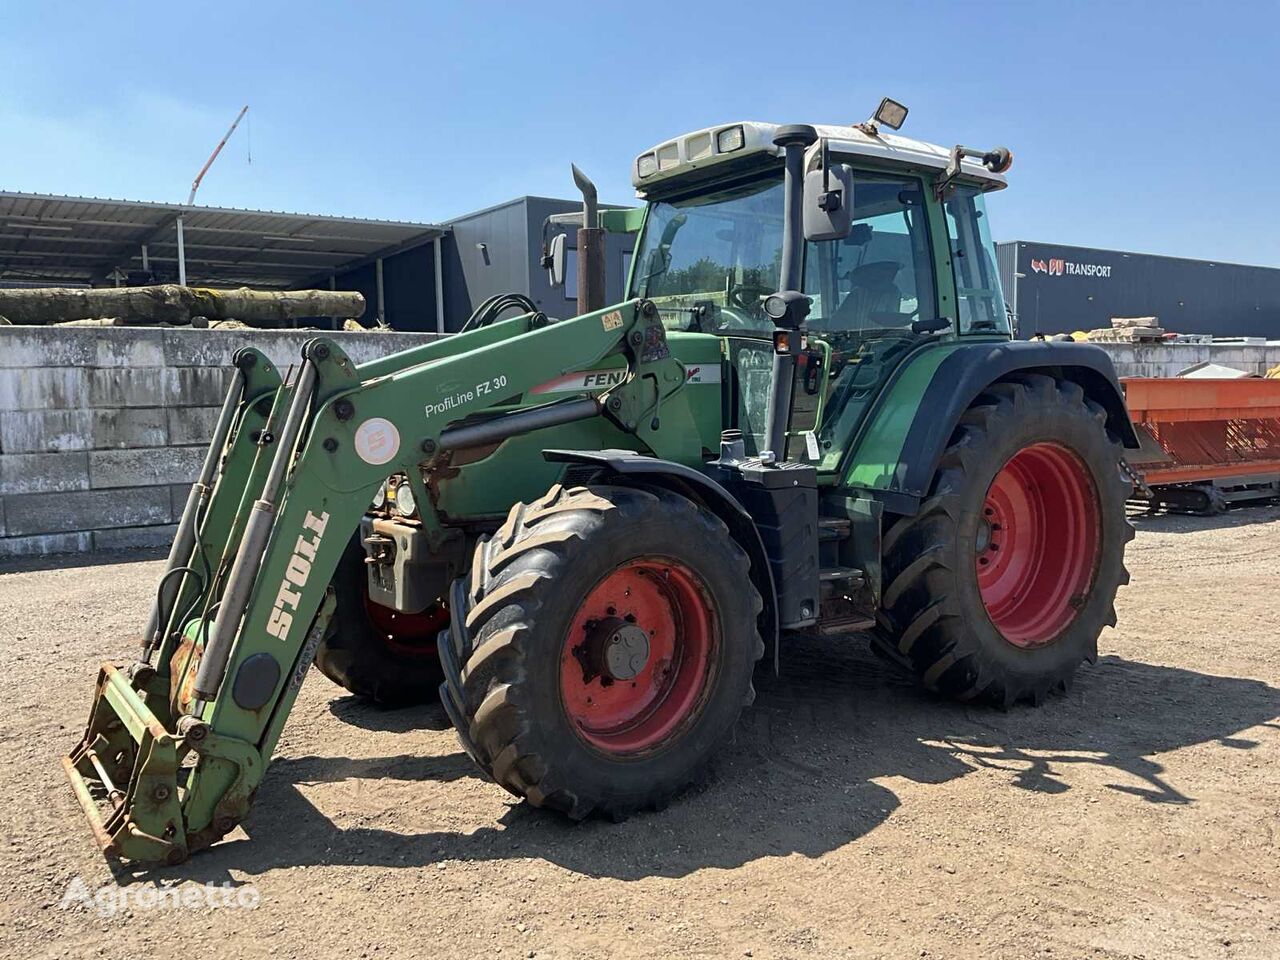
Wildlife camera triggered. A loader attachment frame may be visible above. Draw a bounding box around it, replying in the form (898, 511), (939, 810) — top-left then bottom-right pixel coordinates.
(64, 299), (689, 864)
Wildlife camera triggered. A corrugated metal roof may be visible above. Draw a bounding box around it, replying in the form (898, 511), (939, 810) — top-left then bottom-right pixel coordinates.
(0, 191), (447, 289)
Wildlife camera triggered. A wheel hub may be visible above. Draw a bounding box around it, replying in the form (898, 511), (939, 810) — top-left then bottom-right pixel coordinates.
(560, 559), (717, 755)
(582, 618), (652, 682)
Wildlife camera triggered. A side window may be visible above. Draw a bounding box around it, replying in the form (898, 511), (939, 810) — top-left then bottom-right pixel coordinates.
(620, 250), (633, 293)
(563, 245), (578, 301)
(944, 186), (1009, 333)
(803, 174), (935, 332)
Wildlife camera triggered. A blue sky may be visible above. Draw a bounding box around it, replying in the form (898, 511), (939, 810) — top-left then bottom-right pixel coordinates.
(2, 1), (1277, 264)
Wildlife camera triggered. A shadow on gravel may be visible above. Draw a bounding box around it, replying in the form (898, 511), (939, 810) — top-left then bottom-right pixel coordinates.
(149, 636), (1280, 884)
(326, 695), (454, 733)
(0, 546), (167, 576)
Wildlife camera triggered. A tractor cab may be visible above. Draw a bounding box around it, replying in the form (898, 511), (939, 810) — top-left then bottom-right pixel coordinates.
(626, 112), (1012, 463)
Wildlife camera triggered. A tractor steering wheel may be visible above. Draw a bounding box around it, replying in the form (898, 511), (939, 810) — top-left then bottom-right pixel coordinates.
(728, 282), (774, 314)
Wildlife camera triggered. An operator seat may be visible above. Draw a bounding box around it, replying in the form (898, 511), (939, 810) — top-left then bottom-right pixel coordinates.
(830, 261), (904, 329)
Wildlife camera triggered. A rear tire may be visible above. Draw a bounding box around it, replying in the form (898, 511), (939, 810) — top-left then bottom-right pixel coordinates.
(872, 374), (1133, 706)
(314, 538), (447, 707)
(447, 484), (763, 819)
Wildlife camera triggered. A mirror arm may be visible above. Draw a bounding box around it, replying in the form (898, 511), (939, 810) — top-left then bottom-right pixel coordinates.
(935, 143), (1013, 200)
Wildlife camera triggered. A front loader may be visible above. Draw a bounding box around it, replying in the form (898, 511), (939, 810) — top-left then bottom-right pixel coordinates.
(65, 99), (1140, 865)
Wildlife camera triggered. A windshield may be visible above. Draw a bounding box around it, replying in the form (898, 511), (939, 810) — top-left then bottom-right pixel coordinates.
(630, 176), (785, 331)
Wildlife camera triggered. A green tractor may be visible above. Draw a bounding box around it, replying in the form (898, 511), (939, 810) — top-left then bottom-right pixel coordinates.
(65, 99), (1137, 864)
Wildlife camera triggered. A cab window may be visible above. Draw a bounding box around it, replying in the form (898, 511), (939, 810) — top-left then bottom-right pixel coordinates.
(803, 173), (936, 332)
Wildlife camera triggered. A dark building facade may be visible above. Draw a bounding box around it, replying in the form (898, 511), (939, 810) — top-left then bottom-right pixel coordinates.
(330, 196), (637, 334)
(326, 241), (443, 332)
(996, 241), (1280, 339)
(438, 196), (635, 331)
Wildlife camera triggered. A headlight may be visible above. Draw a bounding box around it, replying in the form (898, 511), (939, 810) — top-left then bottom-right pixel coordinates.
(393, 481), (417, 517)
(371, 481), (387, 510)
(636, 152), (658, 179)
(716, 125), (745, 154)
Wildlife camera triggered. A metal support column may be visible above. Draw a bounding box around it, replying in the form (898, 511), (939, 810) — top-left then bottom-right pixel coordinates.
(375, 257), (386, 327)
(433, 236), (445, 334)
(176, 217), (187, 286)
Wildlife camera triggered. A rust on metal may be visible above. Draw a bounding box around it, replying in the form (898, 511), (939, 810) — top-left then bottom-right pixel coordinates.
(170, 636), (204, 718)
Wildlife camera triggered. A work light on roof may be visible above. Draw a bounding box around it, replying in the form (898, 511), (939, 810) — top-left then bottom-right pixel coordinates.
(874, 98), (908, 130)
(636, 152), (659, 179)
(715, 125), (746, 153)
(857, 97), (909, 137)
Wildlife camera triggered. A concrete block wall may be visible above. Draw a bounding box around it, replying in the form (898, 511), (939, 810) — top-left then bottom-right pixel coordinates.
(2, 327), (1277, 558)
(1092, 341), (1280, 378)
(0, 326), (440, 557)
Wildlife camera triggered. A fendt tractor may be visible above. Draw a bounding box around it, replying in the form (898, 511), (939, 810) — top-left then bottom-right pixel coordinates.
(65, 99), (1137, 865)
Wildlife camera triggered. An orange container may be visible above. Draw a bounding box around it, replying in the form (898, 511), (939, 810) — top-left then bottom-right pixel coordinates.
(1122, 377), (1280, 485)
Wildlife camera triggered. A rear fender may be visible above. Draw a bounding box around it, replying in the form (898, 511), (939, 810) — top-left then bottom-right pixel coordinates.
(850, 341), (1139, 513)
(543, 449), (780, 667)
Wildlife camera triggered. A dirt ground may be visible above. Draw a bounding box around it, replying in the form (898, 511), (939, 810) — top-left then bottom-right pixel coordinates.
(1, 505), (1277, 960)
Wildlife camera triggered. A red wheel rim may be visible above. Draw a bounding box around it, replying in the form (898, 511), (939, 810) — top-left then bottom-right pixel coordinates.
(560, 558), (717, 755)
(363, 594), (447, 658)
(976, 442), (1101, 648)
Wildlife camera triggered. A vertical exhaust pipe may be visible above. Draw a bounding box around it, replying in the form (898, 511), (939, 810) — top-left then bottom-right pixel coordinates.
(572, 164), (606, 316)
(190, 359), (319, 707)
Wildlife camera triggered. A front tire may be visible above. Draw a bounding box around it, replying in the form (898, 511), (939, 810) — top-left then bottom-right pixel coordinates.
(446, 484), (764, 820)
(873, 374), (1133, 706)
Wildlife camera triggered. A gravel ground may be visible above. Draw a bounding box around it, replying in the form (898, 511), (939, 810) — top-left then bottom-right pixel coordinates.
(1, 505), (1277, 959)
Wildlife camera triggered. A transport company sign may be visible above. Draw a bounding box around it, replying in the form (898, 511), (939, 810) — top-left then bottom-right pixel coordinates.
(1030, 257), (1113, 279)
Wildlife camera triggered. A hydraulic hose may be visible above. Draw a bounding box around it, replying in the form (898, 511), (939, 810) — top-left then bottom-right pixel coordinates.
(458, 292), (541, 333)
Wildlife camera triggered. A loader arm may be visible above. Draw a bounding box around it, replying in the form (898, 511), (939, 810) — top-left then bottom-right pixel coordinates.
(64, 298), (688, 864)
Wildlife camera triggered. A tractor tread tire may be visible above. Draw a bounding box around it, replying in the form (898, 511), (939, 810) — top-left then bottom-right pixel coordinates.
(872, 374), (1134, 707)
(450, 483), (763, 820)
(314, 538), (444, 707)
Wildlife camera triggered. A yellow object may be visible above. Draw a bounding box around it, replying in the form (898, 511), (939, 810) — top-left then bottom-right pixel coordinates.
(1266, 363), (1280, 379)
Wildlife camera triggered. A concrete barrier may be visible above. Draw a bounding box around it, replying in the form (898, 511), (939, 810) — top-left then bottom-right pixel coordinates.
(0, 326), (440, 557)
(1091, 341), (1280, 378)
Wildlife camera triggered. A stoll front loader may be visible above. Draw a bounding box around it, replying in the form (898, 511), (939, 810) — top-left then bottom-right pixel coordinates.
(64, 99), (1138, 865)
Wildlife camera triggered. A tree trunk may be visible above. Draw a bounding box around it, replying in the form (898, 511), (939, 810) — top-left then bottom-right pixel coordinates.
(0, 285), (366, 327)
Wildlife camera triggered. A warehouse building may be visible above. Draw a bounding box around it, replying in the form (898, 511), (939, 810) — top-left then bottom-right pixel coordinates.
(0, 191), (634, 333)
(0, 190), (449, 328)
(996, 240), (1280, 340)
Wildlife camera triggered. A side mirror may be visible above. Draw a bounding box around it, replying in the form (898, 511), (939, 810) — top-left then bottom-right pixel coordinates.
(803, 161), (855, 242)
(546, 233), (567, 287)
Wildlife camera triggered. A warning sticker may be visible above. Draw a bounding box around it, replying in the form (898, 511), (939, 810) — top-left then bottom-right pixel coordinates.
(601, 310), (624, 331)
(353, 417), (400, 466)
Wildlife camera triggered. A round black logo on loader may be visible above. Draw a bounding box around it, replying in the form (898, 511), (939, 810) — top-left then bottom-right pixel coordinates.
(233, 653), (282, 710)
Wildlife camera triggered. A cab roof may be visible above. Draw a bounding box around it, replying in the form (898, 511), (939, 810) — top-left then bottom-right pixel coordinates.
(632, 121), (1009, 196)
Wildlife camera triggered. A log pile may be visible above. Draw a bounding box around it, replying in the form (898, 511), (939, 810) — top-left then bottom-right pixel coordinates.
(0, 285), (366, 329)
